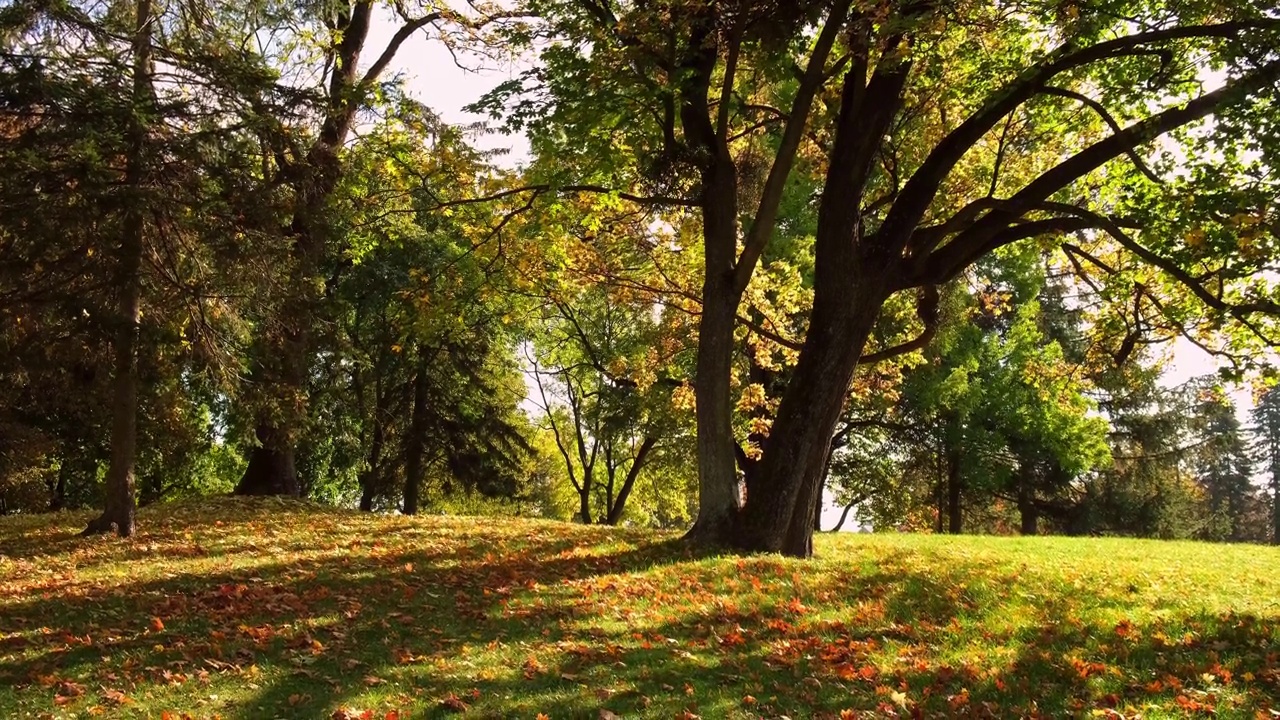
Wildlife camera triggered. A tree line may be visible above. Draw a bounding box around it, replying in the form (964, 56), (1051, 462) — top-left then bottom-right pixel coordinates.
(2, 0), (1279, 555)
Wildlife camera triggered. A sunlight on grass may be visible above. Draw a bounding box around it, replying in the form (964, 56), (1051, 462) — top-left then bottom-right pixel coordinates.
(3, 498), (1280, 718)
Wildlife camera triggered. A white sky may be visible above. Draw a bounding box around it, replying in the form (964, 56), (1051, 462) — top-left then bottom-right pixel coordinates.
(365, 8), (531, 164)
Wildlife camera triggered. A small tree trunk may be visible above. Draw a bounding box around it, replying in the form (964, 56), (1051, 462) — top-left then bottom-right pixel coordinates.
(358, 371), (389, 511)
(1017, 464), (1038, 536)
(606, 436), (658, 526)
(1272, 477), (1279, 545)
(403, 351), (428, 515)
(947, 449), (963, 534)
(933, 480), (945, 533)
(49, 463), (69, 511)
(84, 0), (152, 538)
(829, 500), (858, 533)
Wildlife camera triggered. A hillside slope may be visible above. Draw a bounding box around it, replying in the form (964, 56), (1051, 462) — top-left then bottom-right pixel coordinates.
(2, 499), (1279, 718)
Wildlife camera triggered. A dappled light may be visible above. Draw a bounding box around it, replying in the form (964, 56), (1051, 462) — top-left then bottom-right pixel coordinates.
(4, 499), (1280, 717)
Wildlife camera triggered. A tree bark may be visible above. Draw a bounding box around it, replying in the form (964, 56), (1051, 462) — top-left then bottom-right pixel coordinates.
(738, 289), (884, 556)
(684, 158), (743, 545)
(83, 0), (152, 538)
(402, 350), (428, 515)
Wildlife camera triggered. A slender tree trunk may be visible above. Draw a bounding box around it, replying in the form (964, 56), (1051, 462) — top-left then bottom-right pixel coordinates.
(606, 436), (657, 525)
(829, 500), (858, 533)
(403, 351), (428, 515)
(1272, 475), (1279, 545)
(83, 0), (152, 538)
(49, 463), (69, 511)
(1017, 463), (1038, 535)
(685, 158), (743, 545)
(357, 369), (388, 511)
(947, 449), (963, 534)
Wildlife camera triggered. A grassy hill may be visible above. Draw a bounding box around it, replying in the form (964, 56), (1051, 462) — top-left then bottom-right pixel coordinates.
(2, 499), (1279, 719)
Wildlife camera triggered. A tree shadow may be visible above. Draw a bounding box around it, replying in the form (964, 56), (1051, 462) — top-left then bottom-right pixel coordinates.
(2, 503), (1279, 718)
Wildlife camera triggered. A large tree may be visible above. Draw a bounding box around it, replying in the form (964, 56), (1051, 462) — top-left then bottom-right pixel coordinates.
(484, 0), (1280, 555)
(233, 1), (526, 497)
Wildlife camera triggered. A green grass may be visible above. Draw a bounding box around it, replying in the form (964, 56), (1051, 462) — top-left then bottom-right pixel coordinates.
(2, 498), (1280, 719)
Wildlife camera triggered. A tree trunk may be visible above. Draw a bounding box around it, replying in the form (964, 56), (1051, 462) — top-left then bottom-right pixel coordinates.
(83, 0), (152, 538)
(829, 500), (858, 533)
(606, 436), (657, 525)
(1017, 464), (1038, 536)
(48, 463), (69, 511)
(1273, 476), (1279, 546)
(578, 487), (592, 525)
(236, 5), (373, 497)
(947, 449), (963, 534)
(685, 156), (743, 546)
(357, 370), (388, 511)
(403, 351), (428, 515)
(737, 283), (885, 556)
(236, 422), (299, 496)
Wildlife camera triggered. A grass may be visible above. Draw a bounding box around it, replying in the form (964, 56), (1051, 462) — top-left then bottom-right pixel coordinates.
(2, 499), (1280, 719)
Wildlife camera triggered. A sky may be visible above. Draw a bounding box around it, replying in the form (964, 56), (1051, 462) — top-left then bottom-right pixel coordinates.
(367, 12), (1251, 530)
(363, 7), (531, 164)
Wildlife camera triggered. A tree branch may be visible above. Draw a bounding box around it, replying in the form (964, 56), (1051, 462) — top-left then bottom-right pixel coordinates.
(731, 0), (853, 295)
(1040, 85), (1162, 183)
(858, 285), (940, 365)
(882, 19), (1280, 254)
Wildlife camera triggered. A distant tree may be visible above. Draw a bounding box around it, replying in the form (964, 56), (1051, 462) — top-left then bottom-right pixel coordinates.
(1252, 386), (1280, 545)
(526, 286), (678, 525)
(1188, 382), (1259, 542)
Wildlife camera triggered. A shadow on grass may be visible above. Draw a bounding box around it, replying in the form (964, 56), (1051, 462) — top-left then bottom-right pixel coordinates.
(2, 501), (1279, 718)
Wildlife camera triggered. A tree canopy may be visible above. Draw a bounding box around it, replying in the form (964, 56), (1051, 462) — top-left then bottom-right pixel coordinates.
(2, 0), (1279, 555)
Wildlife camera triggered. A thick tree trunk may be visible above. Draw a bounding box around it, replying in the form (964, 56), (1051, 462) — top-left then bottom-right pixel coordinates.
(606, 436), (657, 526)
(236, 422), (299, 496)
(947, 449), (963, 534)
(737, 283), (885, 556)
(236, 4), (372, 497)
(403, 352), (428, 515)
(578, 488), (592, 525)
(685, 158), (743, 546)
(83, 0), (152, 538)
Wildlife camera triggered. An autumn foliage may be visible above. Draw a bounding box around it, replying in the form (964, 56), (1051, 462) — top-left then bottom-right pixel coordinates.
(3, 498), (1280, 718)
